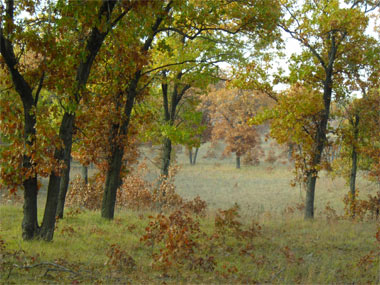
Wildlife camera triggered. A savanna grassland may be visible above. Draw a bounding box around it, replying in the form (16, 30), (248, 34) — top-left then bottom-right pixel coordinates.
(1, 144), (379, 284)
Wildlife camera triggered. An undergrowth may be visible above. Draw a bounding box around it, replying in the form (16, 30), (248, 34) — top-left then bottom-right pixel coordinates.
(1, 203), (379, 284)
(1, 162), (379, 283)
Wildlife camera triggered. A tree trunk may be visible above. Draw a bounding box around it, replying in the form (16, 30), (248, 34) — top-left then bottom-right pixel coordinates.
(101, 145), (124, 219)
(161, 137), (172, 176)
(349, 147), (358, 217)
(53, 1), (121, 222)
(288, 143), (294, 161)
(305, 171), (317, 219)
(81, 164), (88, 185)
(349, 114), (360, 218)
(101, 89), (135, 220)
(1, 23), (41, 240)
(302, 36), (337, 220)
(22, 176), (39, 240)
(55, 148), (72, 219)
(21, 107), (40, 240)
(101, 5), (173, 219)
(193, 147), (199, 165)
(39, 112), (74, 240)
(236, 154), (241, 169)
(102, 79), (137, 220)
(189, 148), (193, 165)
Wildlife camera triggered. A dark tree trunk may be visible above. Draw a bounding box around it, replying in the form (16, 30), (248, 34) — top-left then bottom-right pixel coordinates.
(54, 0), (121, 222)
(55, 113), (75, 220)
(81, 164), (88, 185)
(349, 147), (358, 217)
(305, 171), (317, 219)
(1, 20), (41, 239)
(189, 148), (193, 165)
(288, 143), (294, 161)
(159, 69), (190, 175)
(101, 145), (124, 219)
(56, 163), (71, 219)
(236, 154), (241, 169)
(349, 114), (360, 217)
(101, 2), (173, 219)
(21, 104), (40, 240)
(101, 82), (137, 220)
(40, 112), (74, 240)
(304, 115), (329, 219)
(302, 33), (338, 220)
(22, 175), (39, 240)
(192, 147), (199, 165)
(161, 137), (172, 176)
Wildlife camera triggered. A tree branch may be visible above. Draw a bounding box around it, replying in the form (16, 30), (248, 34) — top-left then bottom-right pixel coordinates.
(34, 71), (45, 105)
(278, 23), (327, 70)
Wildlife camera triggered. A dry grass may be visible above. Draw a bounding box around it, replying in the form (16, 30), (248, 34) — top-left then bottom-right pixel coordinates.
(1, 142), (379, 283)
(146, 142), (377, 219)
(0, 204), (378, 284)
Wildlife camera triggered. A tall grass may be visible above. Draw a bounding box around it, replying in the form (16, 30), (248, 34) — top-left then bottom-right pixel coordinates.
(1, 204), (378, 283)
(1, 143), (379, 283)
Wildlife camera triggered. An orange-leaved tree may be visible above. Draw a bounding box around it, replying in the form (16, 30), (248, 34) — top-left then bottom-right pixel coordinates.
(0, 0), (128, 240)
(203, 85), (266, 169)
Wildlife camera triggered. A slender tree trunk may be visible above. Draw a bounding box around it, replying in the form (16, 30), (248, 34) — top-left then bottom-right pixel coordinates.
(349, 147), (358, 217)
(81, 164), (88, 185)
(101, 145), (124, 219)
(349, 114), (360, 218)
(302, 35), (337, 220)
(54, 1), (121, 222)
(304, 171), (317, 219)
(189, 148), (193, 165)
(161, 137), (172, 176)
(101, 81), (137, 220)
(40, 113), (74, 240)
(101, 4), (173, 219)
(193, 147), (199, 165)
(236, 154), (241, 169)
(288, 143), (294, 161)
(55, 114), (74, 220)
(303, 126), (327, 220)
(303, 100), (331, 219)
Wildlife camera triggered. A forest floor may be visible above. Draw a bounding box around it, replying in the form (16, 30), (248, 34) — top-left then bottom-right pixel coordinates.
(1, 144), (379, 283)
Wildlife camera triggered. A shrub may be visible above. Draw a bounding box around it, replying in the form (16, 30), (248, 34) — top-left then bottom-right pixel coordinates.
(343, 191), (380, 221)
(140, 209), (209, 274)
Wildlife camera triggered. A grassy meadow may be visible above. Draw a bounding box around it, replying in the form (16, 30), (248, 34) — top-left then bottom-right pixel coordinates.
(1, 143), (379, 284)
